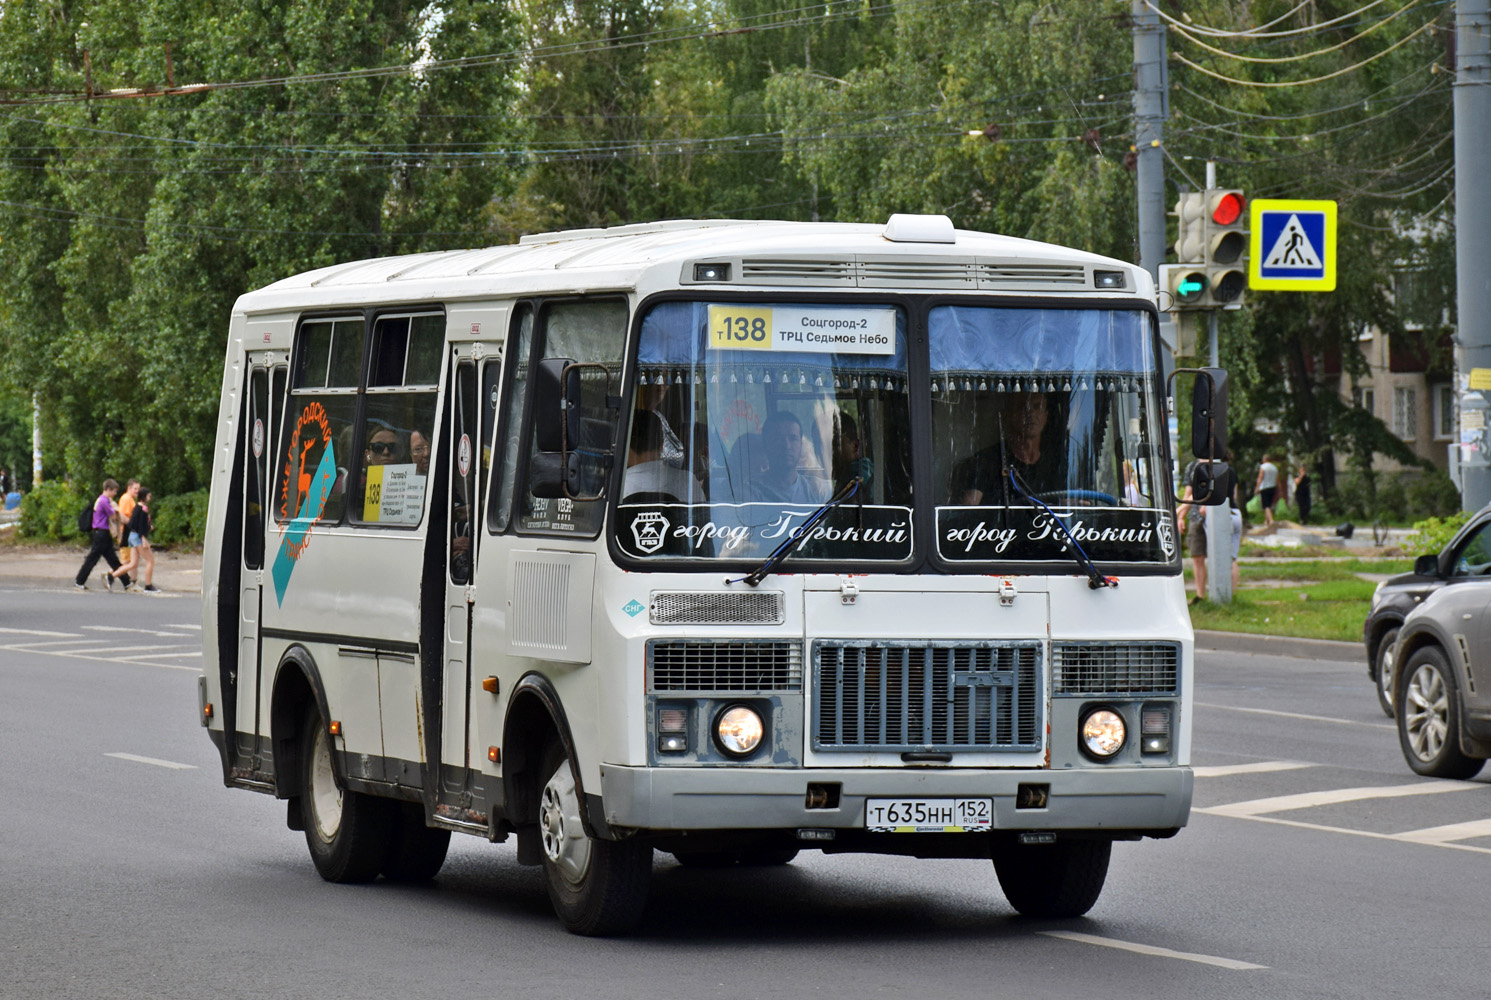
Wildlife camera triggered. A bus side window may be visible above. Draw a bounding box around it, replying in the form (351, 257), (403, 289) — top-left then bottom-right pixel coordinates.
(278, 317), (362, 525)
(515, 300), (626, 536)
(354, 313), (442, 527)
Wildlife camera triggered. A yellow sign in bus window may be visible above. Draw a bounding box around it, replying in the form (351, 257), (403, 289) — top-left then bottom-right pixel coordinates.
(708, 305), (774, 350)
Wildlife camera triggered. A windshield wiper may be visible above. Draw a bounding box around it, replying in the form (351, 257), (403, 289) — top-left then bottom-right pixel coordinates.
(730, 478), (862, 587)
(1006, 467), (1116, 590)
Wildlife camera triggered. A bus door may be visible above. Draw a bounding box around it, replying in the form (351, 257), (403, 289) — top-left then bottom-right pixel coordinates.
(238, 355), (287, 765)
(439, 345), (500, 810)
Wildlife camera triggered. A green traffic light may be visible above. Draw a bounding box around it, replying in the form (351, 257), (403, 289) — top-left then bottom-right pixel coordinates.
(1177, 271), (1207, 301)
(1179, 278), (1203, 297)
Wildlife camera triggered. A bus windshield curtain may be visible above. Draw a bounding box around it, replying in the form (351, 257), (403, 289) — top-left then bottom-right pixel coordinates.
(928, 306), (1152, 380)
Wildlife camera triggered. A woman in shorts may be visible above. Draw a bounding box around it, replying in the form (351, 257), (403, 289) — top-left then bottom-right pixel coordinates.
(111, 487), (159, 594)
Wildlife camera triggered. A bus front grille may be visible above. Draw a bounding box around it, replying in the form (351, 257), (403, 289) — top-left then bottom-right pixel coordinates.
(650, 591), (785, 626)
(647, 640), (802, 693)
(1051, 642), (1180, 695)
(812, 641), (1042, 752)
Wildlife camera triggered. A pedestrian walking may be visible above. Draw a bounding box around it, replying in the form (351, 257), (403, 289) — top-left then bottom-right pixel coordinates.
(1255, 453), (1280, 527)
(110, 486), (157, 593)
(75, 479), (130, 591)
(115, 478), (140, 572)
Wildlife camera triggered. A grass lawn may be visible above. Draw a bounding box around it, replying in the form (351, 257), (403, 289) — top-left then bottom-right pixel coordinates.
(1185, 558), (1413, 642)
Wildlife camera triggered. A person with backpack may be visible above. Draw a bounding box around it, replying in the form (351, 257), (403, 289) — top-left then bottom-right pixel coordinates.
(109, 486), (158, 593)
(75, 479), (130, 591)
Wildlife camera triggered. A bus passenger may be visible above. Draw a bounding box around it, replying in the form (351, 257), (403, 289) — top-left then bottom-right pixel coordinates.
(366, 423), (406, 466)
(749, 410), (830, 505)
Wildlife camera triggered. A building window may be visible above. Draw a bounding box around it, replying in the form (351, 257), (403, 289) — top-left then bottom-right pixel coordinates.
(1353, 385), (1375, 416)
(1434, 384), (1455, 441)
(1393, 386), (1417, 442)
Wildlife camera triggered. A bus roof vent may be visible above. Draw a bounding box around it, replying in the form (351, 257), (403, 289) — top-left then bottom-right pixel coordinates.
(882, 214), (956, 244)
(976, 261), (1087, 288)
(738, 258), (855, 286)
(858, 258), (977, 288)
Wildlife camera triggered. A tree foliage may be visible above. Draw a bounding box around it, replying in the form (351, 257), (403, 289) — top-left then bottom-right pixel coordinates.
(0, 0), (1457, 503)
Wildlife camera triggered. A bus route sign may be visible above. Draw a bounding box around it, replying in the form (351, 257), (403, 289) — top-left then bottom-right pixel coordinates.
(1248, 199), (1336, 292)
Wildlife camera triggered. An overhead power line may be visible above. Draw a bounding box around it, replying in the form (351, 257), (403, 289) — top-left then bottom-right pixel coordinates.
(1173, 21), (1436, 88)
(1143, 0), (1400, 40)
(1166, 0), (1428, 65)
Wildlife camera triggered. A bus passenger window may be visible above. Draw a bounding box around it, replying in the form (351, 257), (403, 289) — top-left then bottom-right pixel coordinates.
(279, 317), (362, 524)
(489, 306), (532, 533)
(354, 312), (442, 527)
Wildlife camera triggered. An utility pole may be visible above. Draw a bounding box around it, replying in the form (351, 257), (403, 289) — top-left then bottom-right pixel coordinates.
(1133, 0), (1167, 284)
(32, 391), (42, 486)
(1456, 0), (1491, 511)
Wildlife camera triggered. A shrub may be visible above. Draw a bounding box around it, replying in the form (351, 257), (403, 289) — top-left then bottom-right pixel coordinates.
(150, 489), (209, 546)
(1407, 470), (1462, 521)
(1375, 475), (1408, 523)
(18, 480), (89, 541)
(1405, 510), (1472, 556)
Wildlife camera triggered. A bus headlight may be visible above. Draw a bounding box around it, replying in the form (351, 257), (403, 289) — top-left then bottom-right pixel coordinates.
(1080, 708), (1126, 759)
(715, 705), (765, 757)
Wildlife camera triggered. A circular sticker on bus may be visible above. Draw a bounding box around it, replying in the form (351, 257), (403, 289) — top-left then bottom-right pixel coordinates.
(457, 433), (472, 478)
(252, 418), (264, 458)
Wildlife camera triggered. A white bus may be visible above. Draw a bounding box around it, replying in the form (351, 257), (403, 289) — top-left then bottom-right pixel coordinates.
(200, 214), (1229, 935)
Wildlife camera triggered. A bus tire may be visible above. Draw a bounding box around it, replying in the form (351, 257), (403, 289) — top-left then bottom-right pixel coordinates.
(538, 740), (651, 936)
(381, 801), (451, 882)
(993, 838), (1110, 918)
(301, 713), (391, 884)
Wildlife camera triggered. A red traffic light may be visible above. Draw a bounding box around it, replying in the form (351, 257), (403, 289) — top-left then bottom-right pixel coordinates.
(1210, 191), (1245, 226)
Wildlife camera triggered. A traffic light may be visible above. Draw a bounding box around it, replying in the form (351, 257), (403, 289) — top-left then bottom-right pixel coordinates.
(1160, 263), (1208, 311)
(1172, 192), (1206, 263)
(1203, 189), (1247, 307)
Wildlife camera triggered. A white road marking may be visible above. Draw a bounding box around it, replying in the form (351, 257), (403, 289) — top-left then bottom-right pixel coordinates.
(1, 638), (112, 649)
(0, 625), (77, 637)
(1039, 931), (1267, 971)
(1393, 818), (1491, 845)
(167, 624), (202, 630)
(1196, 810), (1491, 856)
(81, 625), (195, 638)
(1199, 781), (1481, 818)
(1195, 701), (1394, 731)
(115, 651), (202, 661)
(5, 645), (203, 672)
(1193, 761), (1314, 778)
(104, 752), (196, 770)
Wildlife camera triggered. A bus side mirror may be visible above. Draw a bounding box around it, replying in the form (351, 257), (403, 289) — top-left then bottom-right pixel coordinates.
(1190, 460), (1234, 507)
(533, 357), (580, 454)
(529, 451), (582, 499)
(1190, 368), (1228, 461)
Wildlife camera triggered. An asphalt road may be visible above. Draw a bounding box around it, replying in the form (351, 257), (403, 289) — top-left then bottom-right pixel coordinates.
(3, 578), (1489, 1000)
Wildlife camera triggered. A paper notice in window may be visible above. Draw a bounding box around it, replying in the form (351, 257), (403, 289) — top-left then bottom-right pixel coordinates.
(363, 464), (426, 524)
(708, 305), (896, 355)
(1470, 369), (1491, 391)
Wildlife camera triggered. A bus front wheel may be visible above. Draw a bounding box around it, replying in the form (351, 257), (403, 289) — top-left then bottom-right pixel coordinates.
(301, 713), (391, 883)
(993, 837), (1110, 918)
(538, 740), (652, 935)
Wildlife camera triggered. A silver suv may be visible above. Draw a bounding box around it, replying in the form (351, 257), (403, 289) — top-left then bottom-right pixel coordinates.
(1392, 508), (1491, 778)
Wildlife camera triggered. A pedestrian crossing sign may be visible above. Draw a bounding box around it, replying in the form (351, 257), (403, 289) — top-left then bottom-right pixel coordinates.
(1249, 199), (1337, 291)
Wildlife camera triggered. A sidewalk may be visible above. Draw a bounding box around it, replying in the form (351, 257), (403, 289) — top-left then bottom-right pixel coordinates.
(0, 536), (202, 595)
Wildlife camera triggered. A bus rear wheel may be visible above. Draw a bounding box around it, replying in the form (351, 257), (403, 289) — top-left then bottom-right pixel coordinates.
(993, 837), (1111, 918)
(538, 740), (651, 936)
(301, 713), (391, 884)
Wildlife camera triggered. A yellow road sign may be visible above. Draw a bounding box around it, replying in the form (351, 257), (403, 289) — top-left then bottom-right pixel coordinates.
(1249, 199), (1337, 292)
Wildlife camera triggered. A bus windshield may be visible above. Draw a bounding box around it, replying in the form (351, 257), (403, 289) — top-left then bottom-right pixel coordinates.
(928, 305), (1172, 564)
(614, 300), (1172, 568)
(616, 300), (913, 562)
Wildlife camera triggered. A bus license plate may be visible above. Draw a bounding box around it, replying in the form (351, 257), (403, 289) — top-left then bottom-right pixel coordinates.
(864, 798), (992, 832)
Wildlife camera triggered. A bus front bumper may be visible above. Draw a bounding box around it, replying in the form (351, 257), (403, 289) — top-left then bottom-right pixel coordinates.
(597, 764), (1192, 834)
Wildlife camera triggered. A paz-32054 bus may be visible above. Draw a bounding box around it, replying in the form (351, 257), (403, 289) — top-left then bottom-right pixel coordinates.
(199, 214), (1229, 935)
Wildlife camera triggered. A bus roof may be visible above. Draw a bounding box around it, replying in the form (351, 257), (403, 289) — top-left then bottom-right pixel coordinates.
(233, 215), (1149, 317)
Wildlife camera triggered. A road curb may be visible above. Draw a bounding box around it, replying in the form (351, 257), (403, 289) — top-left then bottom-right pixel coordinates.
(1195, 629), (1361, 663)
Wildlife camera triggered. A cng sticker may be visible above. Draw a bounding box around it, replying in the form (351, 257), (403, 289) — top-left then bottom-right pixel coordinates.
(623, 599), (645, 617)
(1249, 199), (1336, 291)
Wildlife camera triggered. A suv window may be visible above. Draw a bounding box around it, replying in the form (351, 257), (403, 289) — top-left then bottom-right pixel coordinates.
(1453, 521), (1491, 577)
